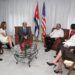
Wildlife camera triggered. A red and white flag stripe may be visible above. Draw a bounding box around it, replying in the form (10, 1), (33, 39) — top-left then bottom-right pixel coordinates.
(41, 17), (46, 35)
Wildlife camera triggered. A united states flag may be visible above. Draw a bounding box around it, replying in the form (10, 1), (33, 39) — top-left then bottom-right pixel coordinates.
(41, 2), (46, 36)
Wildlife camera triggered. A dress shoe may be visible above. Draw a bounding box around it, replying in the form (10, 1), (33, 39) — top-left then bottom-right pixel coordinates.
(47, 62), (55, 66)
(0, 58), (3, 61)
(54, 56), (56, 58)
(54, 69), (62, 73)
(47, 62), (56, 68)
(12, 42), (14, 47)
(45, 49), (50, 52)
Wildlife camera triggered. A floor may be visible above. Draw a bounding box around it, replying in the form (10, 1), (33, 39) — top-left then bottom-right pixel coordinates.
(0, 42), (75, 75)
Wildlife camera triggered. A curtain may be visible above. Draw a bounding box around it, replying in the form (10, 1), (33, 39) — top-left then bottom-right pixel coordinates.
(0, 0), (75, 39)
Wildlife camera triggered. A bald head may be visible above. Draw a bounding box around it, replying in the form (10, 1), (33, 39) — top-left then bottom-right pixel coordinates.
(56, 24), (61, 30)
(22, 22), (27, 28)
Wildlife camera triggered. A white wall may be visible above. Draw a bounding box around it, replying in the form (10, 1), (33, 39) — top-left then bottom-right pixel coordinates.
(0, 0), (75, 39)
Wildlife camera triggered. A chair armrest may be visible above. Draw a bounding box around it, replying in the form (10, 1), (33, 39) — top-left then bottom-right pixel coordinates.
(51, 38), (63, 50)
(15, 34), (20, 44)
(55, 37), (64, 42)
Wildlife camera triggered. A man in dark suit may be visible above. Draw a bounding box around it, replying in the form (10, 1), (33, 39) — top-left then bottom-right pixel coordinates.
(19, 22), (30, 43)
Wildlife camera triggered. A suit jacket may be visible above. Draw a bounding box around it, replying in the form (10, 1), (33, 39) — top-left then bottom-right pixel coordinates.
(19, 27), (30, 43)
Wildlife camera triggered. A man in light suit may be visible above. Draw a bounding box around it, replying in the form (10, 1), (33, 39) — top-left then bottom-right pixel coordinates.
(45, 24), (64, 52)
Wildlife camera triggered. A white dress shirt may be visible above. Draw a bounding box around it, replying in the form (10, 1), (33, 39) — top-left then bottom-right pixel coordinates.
(50, 29), (64, 38)
(63, 35), (75, 46)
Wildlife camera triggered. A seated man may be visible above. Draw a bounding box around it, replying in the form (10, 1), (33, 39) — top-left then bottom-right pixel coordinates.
(19, 22), (31, 51)
(0, 21), (14, 48)
(19, 22), (30, 43)
(45, 24), (64, 52)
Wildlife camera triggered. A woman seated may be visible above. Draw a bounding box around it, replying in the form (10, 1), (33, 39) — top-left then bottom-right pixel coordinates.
(0, 21), (14, 48)
(47, 34), (75, 73)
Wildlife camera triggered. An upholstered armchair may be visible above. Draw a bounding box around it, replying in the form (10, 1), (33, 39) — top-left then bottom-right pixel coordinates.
(44, 28), (69, 50)
(15, 26), (33, 51)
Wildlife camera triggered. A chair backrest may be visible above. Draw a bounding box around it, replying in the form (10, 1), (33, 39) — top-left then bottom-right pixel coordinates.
(15, 26), (33, 44)
(15, 26), (32, 35)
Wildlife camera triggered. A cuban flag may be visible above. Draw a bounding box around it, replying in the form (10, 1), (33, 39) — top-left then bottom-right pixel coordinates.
(34, 3), (40, 38)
